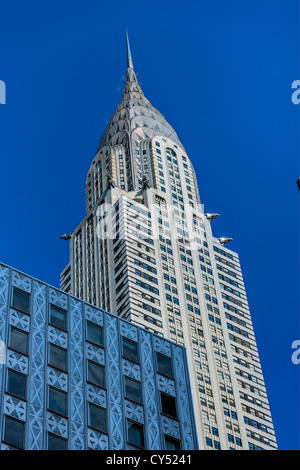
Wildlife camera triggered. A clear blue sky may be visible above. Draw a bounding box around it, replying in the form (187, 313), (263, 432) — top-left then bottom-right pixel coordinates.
(0, 0), (299, 450)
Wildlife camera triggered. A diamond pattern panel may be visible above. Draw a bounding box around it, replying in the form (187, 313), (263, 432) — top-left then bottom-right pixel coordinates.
(124, 399), (144, 424)
(106, 314), (124, 449)
(27, 281), (47, 450)
(157, 374), (176, 397)
(70, 298), (85, 450)
(0, 264), (9, 442)
(47, 411), (68, 439)
(48, 326), (68, 349)
(49, 288), (68, 310)
(88, 428), (109, 450)
(87, 384), (107, 408)
(153, 336), (171, 357)
(122, 358), (141, 381)
(6, 349), (28, 375)
(86, 342), (105, 365)
(85, 304), (103, 326)
(140, 330), (161, 450)
(9, 309), (30, 332)
(172, 345), (196, 450)
(161, 415), (181, 439)
(47, 367), (68, 392)
(120, 320), (138, 342)
(12, 270), (31, 293)
(4, 394), (27, 421)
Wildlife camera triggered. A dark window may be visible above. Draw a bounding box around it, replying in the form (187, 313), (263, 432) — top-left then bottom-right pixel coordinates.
(122, 338), (139, 363)
(12, 288), (30, 314)
(49, 344), (67, 372)
(50, 305), (67, 330)
(7, 369), (27, 400)
(86, 322), (103, 347)
(48, 432), (67, 450)
(88, 404), (107, 433)
(3, 416), (25, 449)
(49, 387), (67, 416)
(87, 361), (105, 388)
(157, 353), (173, 378)
(165, 436), (181, 450)
(160, 393), (177, 419)
(9, 327), (28, 355)
(125, 377), (142, 404)
(127, 420), (144, 448)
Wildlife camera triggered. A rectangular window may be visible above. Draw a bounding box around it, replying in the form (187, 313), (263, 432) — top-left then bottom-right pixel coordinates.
(125, 377), (142, 404)
(87, 361), (105, 388)
(49, 344), (67, 372)
(9, 327), (28, 355)
(48, 387), (67, 416)
(86, 322), (104, 347)
(157, 353), (173, 378)
(48, 432), (67, 450)
(3, 416), (25, 449)
(165, 436), (180, 450)
(50, 305), (67, 330)
(6, 369), (27, 400)
(160, 392), (177, 419)
(122, 337), (139, 363)
(127, 420), (145, 448)
(88, 404), (107, 433)
(214, 440), (221, 450)
(12, 288), (30, 314)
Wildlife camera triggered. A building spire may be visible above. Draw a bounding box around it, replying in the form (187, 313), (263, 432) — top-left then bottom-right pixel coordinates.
(126, 29), (133, 69)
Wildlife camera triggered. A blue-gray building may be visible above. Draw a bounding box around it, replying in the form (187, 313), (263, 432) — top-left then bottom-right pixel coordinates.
(0, 262), (198, 450)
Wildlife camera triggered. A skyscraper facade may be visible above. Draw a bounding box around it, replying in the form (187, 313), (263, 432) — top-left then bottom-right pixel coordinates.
(0, 262), (197, 450)
(61, 34), (277, 450)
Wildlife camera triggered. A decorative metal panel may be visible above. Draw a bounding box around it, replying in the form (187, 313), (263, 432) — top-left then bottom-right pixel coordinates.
(157, 374), (176, 397)
(120, 320), (138, 342)
(86, 342), (105, 365)
(9, 309), (30, 332)
(4, 394), (27, 421)
(47, 367), (68, 392)
(85, 304), (103, 327)
(88, 428), (109, 450)
(70, 298), (85, 450)
(140, 330), (161, 450)
(124, 399), (144, 424)
(153, 336), (171, 357)
(12, 270), (31, 293)
(172, 345), (196, 450)
(27, 280), (47, 450)
(6, 350), (28, 375)
(47, 411), (68, 439)
(0, 264), (9, 441)
(161, 415), (181, 439)
(87, 384), (106, 408)
(122, 358), (141, 381)
(106, 314), (124, 449)
(49, 288), (68, 310)
(48, 326), (68, 349)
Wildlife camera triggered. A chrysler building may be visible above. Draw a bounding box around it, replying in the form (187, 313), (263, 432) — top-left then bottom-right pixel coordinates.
(60, 33), (277, 450)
